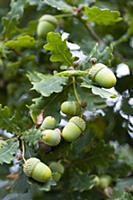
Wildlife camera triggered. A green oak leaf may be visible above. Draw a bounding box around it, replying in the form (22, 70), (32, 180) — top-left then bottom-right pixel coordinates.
(43, 0), (73, 12)
(83, 6), (122, 25)
(0, 139), (19, 164)
(5, 35), (35, 50)
(27, 71), (68, 97)
(22, 128), (42, 146)
(70, 173), (99, 192)
(81, 83), (117, 99)
(44, 32), (74, 66)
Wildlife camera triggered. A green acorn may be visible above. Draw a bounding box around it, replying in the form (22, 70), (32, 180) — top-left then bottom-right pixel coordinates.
(37, 14), (58, 38)
(61, 116), (86, 142)
(89, 63), (117, 88)
(49, 161), (64, 182)
(98, 175), (112, 189)
(40, 116), (57, 130)
(23, 157), (52, 183)
(42, 129), (61, 146)
(61, 101), (81, 116)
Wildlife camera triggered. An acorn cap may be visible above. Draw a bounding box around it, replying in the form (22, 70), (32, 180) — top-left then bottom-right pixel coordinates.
(39, 14), (58, 26)
(69, 116), (86, 132)
(89, 63), (106, 80)
(23, 157), (40, 177)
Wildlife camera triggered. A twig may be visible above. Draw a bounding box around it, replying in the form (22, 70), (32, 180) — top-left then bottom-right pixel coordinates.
(72, 77), (81, 105)
(111, 33), (129, 48)
(55, 13), (74, 19)
(21, 139), (26, 163)
(78, 17), (104, 45)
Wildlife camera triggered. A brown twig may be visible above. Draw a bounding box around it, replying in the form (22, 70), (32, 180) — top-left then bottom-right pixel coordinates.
(78, 17), (104, 45)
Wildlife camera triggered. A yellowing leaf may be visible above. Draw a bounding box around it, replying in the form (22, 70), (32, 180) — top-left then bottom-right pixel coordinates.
(5, 35), (35, 50)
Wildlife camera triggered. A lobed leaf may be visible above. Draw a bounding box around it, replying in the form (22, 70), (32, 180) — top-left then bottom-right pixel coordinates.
(22, 128), (42, 146)
(83, 6), (122, 25)
(43, 0), (73, 12)
(81, 83), (117, 99)
(5, 35), (35, 50)
(70, 172), (99, 192)
(0, 140), (19, 164)
(27, 71), (68, 97)
(44, 32), (74, 66)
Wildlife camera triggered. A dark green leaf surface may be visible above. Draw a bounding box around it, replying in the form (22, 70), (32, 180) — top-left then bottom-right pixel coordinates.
(27, 71), (68, 97)
(0, 140), (19, 164)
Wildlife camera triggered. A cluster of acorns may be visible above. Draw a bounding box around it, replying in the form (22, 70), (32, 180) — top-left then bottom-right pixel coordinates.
(23, 100), (113, 187)
(23, 64), (117, 184)
(40, 102), (86, 145)
(23, 101), (86, 183)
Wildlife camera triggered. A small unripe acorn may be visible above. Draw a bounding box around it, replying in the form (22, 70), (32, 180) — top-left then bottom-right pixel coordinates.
(50, 162), (64, 174)
(61, 101), (81, 116)
(37, 14), (58, 38)
(98, 175), (112, 189)
(61, 116), (86, 142)
(40, 116), (56, 130)
(89, 63), (117, 88)
(23, 157), (52, 183)
(42, 129), (61, 146)
(0, 140), (6, 148)
(49, 161), (64, 182)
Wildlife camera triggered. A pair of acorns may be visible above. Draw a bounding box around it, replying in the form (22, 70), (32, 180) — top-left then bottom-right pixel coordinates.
(23, 157), (112, 186)
(40, 101), (86, 145)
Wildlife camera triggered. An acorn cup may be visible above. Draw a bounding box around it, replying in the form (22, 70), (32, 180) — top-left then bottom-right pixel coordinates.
(40, 116), (57, 130)
(61, 101), (81, 116)
(37, 14), (58, 38)
(23, 157), (52, 183)
(89, 63), (117, 88)
(61, 116), (86, 142)
(42, 129), (61, 146)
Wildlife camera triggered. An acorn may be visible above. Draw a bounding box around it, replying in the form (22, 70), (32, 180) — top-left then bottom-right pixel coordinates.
(0, 140), (6, 148)
(98, 175), (112, 189)
(61, 101), (81, 116)
(40, 116), (57, 130)
(37, 14), (58, 38)
(49, 161), (64, 182)
(61, 116), (86, 142)
(23, 157), (52, 183)
(42, 129), (61, 146)
(89, 63), (117, 88)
